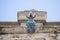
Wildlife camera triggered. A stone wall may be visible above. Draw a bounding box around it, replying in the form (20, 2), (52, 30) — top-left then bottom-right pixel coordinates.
(0, 33), (54, 40)
(0, 33), (60, 40)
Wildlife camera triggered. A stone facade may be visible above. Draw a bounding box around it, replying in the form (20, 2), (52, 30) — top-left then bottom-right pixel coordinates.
(0, 9), (60, 40)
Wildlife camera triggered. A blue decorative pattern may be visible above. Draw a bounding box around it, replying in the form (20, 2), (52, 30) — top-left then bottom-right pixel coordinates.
(26, 12), (36, 33)
(26, 20), (36, 33)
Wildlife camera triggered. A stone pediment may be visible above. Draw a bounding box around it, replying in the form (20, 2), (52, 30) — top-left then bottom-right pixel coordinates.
(17, 9), (47, 23)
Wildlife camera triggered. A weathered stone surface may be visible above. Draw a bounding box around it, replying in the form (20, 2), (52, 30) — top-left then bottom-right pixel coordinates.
(2, 27), (27, 34)
(18, 9), (47, 21)
(0, 33), (51, 40)
(0, 33), (60, 40)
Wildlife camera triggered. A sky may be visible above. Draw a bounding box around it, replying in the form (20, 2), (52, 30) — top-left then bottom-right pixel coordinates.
(0, 0), (60, 22)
